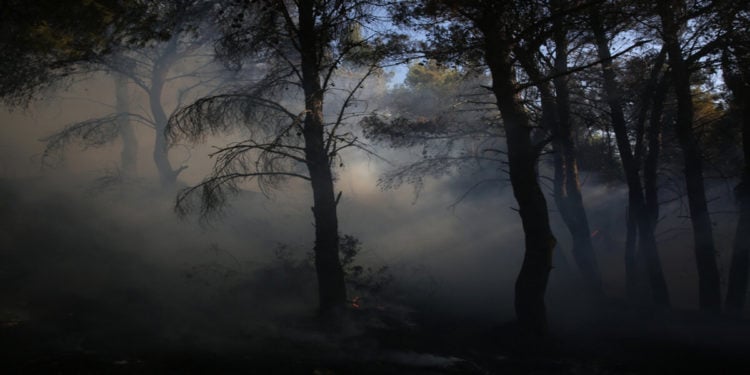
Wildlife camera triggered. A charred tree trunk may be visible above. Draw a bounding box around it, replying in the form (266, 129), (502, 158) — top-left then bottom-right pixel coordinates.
(550, 2), (602, 296)
(724, 48), (750, 313)
(590, 9), (670, 307)
(115, 73), (137, 177)
(658, 1), (721, 312)
(299, 0), (347, 316)
(483, 24), (556, 336)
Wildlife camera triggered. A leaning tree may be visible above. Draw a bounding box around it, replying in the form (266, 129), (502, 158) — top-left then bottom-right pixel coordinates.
(0, 0), (162, 105)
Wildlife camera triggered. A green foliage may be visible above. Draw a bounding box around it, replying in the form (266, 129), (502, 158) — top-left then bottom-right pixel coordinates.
(0, 0), (180, 105)
(404, 60), (462, 89)
(693, 88), (740, 176)
(213, 0), (405, 71)
(362, 54), (502, 194)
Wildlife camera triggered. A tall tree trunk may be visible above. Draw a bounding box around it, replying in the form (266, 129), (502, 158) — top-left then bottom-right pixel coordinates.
(115, 73), (137, 178)
(658, 1), (721, 312)
(483, 24), (556, 336)
(150, 39), (182, 187)
(626, 47), (663, 296)
(516, 46), (601, 297)
(635, 50), (668, 301)
(550, 1), (602, 296)
(724, 48), (750, 313)
(299, 0), (347, 316)
(634, 48), (667, 187)
(633, 50), (666, 171)
(644, 76), (668, 228)
(589, 8), (670, 307)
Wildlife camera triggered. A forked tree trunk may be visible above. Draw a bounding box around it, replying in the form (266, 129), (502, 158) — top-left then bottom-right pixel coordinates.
(483, 24), (556, 336)
(298, 0), (347, 316)
(658, 1), (721, 312)
(115, 73), (137, 177)
(589, 8), (670, 307)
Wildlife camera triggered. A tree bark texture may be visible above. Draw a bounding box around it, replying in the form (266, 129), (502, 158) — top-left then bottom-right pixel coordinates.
(299, 0), (347, 315)
(658, 1), (721, 312)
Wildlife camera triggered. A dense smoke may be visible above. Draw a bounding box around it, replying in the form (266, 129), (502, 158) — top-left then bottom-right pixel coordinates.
(0, 69), (741, 329)
(0, 63), (746, 374)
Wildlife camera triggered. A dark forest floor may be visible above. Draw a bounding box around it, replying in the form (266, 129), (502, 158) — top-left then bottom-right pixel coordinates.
(1, 179), (749, 373)
(3, 304), (750, 374)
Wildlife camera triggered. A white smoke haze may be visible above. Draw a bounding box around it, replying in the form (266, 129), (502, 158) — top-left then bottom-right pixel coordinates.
(0, 68), (742, 313)
(0, 51), (748, 374)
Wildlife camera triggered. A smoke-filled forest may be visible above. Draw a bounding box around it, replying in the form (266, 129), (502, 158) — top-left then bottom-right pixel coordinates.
(1, 0), (749, 373)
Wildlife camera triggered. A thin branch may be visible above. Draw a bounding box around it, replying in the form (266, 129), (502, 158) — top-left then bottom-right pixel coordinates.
(326, 65), (376, 153)
(515, 39), (652, 92)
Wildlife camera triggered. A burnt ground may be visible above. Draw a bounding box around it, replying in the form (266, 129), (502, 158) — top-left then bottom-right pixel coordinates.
(2, 301), (750, 374)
